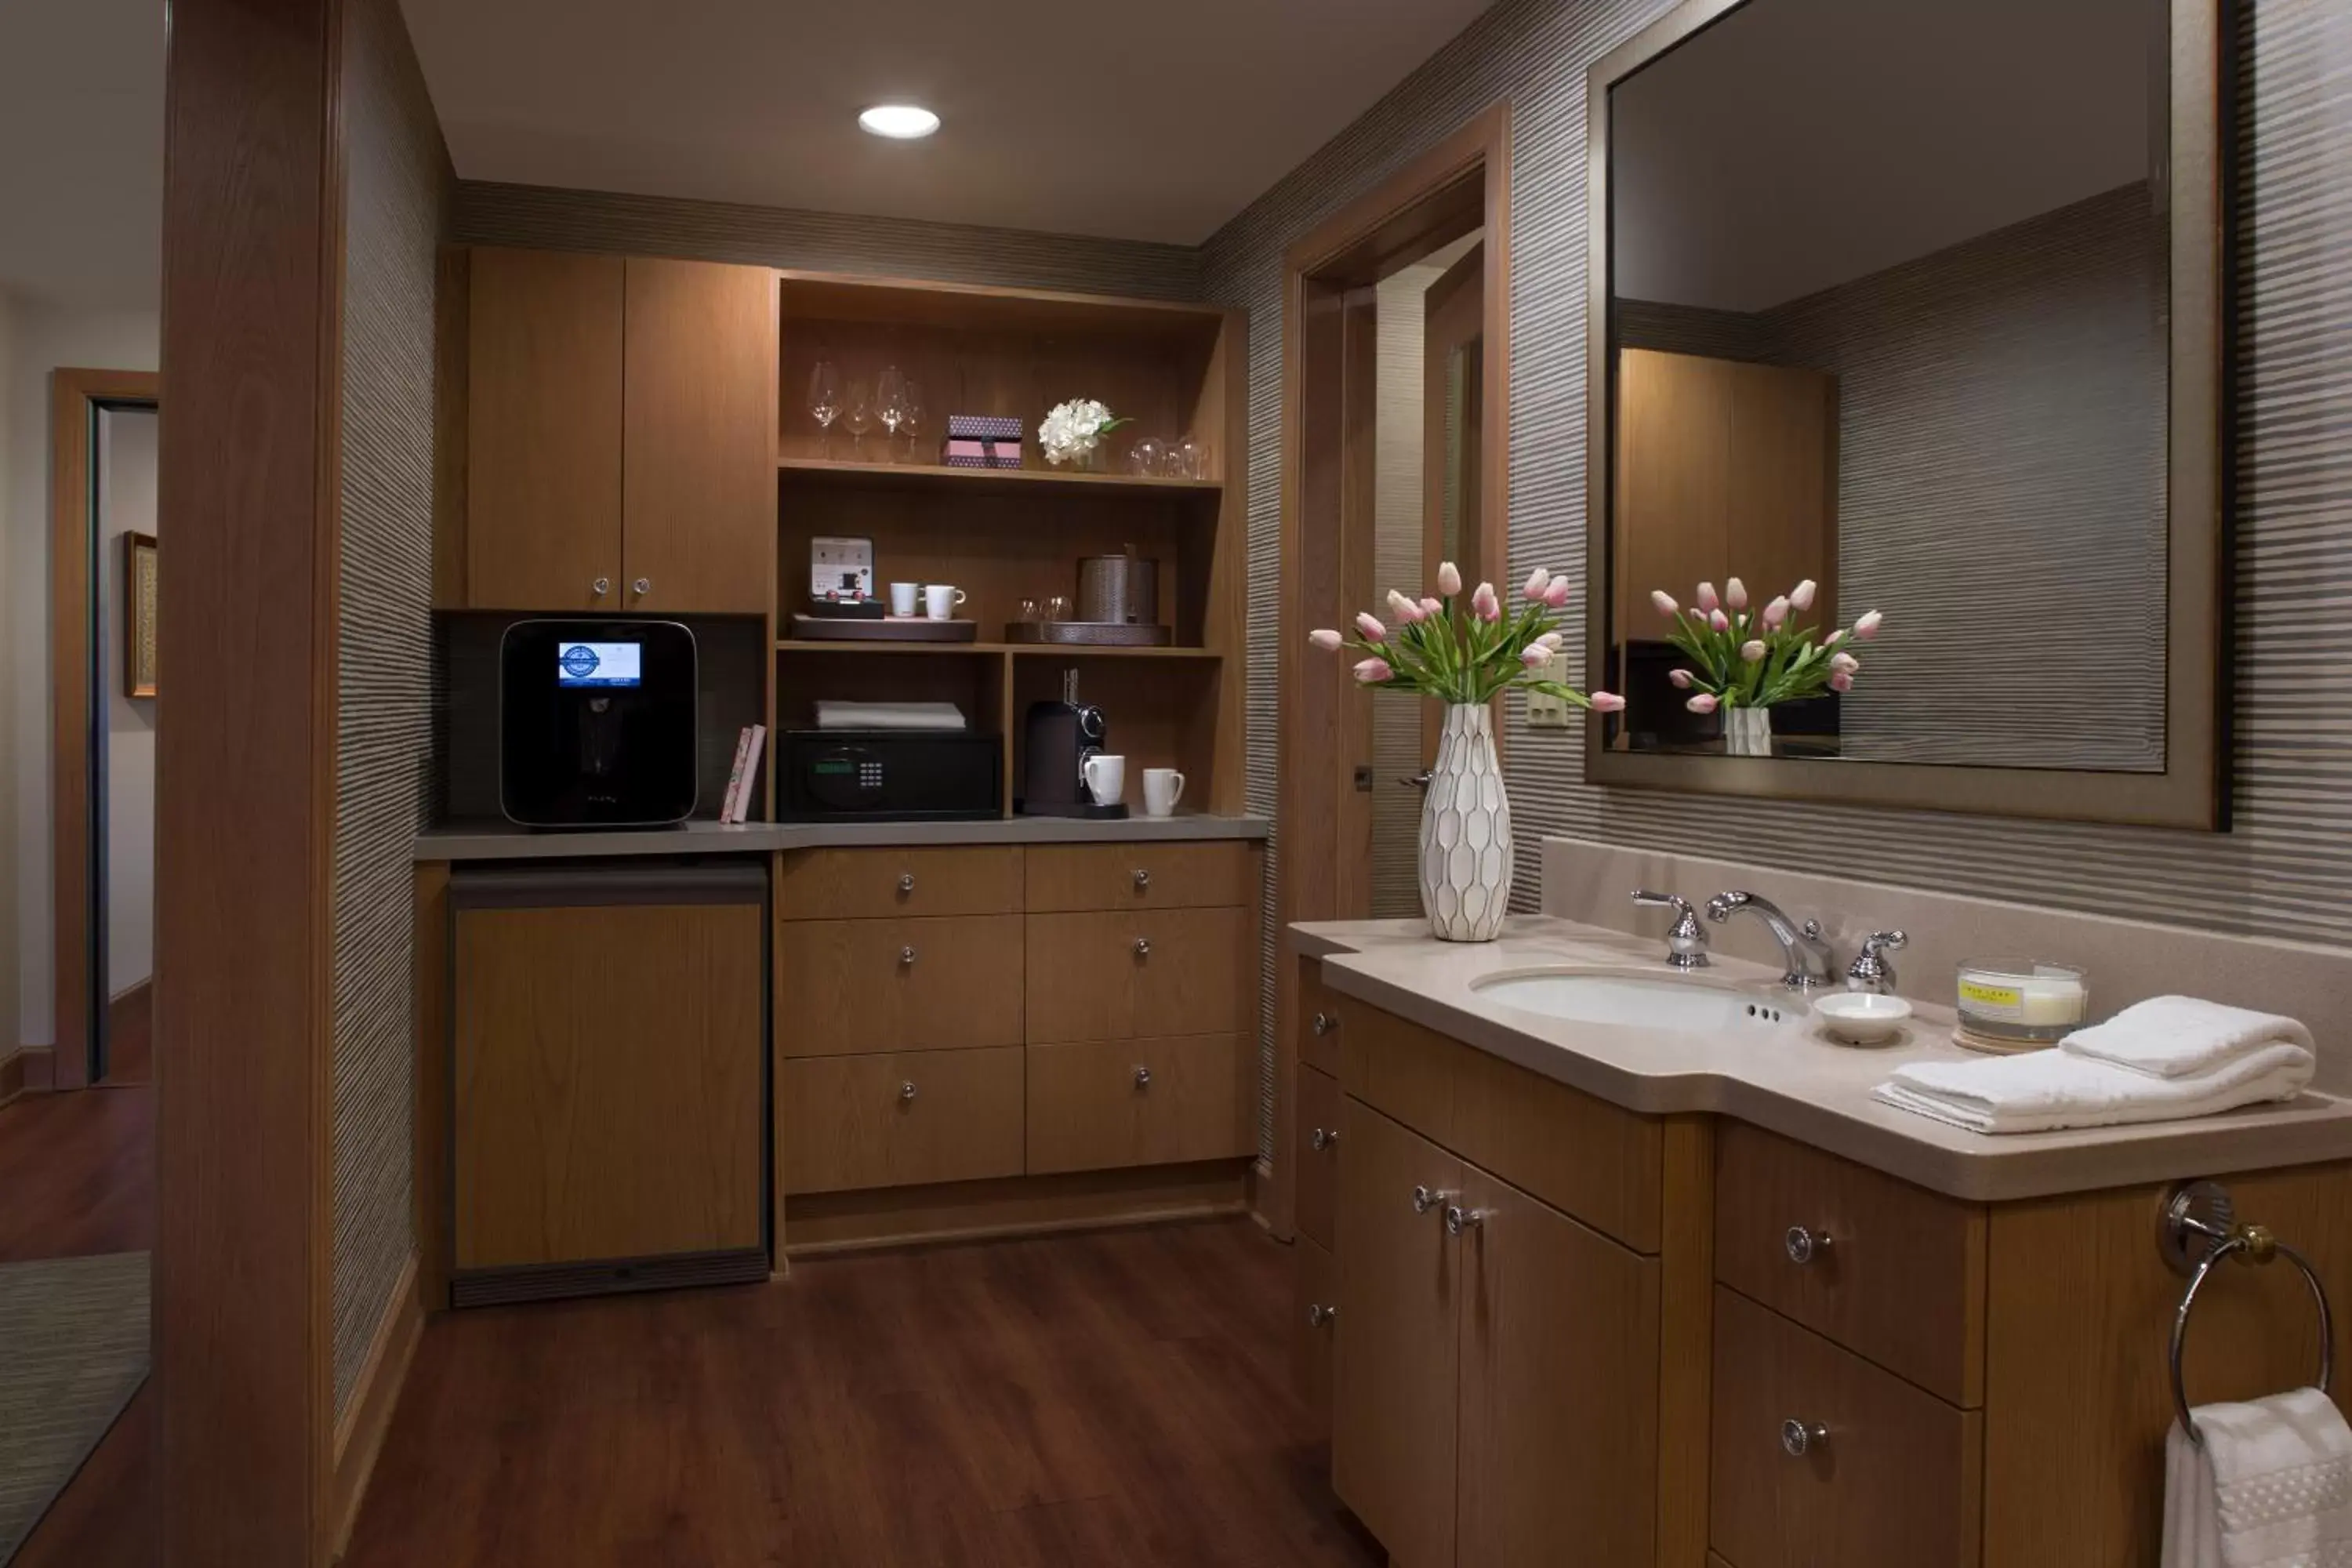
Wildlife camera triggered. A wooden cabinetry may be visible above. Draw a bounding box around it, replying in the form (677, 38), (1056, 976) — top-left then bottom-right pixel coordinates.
(450, 884), (765, 1297)
(1024, 1033), (1247, 1173)
(780, 1047), (1025, 1193)
(775, 913), (1024, 1055)
(458, 247), (776, 613)
(1024, 906), (1248, 1044)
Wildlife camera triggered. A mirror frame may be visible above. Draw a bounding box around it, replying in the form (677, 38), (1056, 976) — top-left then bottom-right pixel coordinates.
(1582, 0), (2230, 829)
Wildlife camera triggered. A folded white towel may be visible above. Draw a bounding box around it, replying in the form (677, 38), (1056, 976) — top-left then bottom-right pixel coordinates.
(813, 701), (967, 732)
(2163, 1387), (2352, 1568)
(2066, 996), (2316, 1080)
(1874, 1040), (2313, 1135)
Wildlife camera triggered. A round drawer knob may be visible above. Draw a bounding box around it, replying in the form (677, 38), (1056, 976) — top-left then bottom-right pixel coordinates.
(899, 946), (916, 966)
(1312, 1011), (1337, 1036)
(1411, 1185), (1454, 1215)
(899, 1081), (917, 1103)
(1444, 1205), (1487, 1236)
(1311, 1127), (1338, 1152)
(1133, 868), (1152, 889)
(898, 873), (916, 895)
(1133, 938), (1152, 958)
(633, 576), (652, 595)
(1784, 1225), (1832, 1265)
(1307, 1303), (1338, 1329)
(592, 576), (611, 596)
(1134, 1066), (1152, 1090)
(1780, 1419), (1828, 1458)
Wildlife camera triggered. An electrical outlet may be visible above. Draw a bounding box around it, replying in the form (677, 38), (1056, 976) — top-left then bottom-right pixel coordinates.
(1526, 690), (1573, 729)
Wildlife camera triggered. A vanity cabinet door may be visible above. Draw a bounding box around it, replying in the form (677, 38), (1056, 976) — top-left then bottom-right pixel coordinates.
(1456, 1167), (1661, 1568)
(1334, 1098), (1462, 1568)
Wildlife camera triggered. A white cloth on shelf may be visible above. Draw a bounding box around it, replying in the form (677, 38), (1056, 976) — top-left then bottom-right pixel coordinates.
(1872, 1040), (2312, 1136)
(813, 701), (967, 732)
(2162, 1387), (2352, 1568)
(2063, 995), (2316, 1080)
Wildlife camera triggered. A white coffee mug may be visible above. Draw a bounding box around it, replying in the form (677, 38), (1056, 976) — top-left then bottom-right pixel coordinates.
(924, 584), (966, 621)
(888, 581), (919, 618)
(1083, 753), (1127, 807)
(1142, 768), (1185, 818)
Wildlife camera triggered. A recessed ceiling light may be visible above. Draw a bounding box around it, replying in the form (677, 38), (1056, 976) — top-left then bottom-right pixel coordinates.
(859, 104), (940, 140)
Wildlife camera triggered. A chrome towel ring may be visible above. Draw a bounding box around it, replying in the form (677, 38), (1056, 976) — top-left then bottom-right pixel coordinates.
(2161, 1179), (2335, 1448)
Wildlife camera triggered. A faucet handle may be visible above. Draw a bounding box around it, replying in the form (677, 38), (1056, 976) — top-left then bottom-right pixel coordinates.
(1632, 890), (1711, 970)
(1846, 930), (1908, 993)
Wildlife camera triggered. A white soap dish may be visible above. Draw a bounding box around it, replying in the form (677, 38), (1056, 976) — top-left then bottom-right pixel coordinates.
(1813, 991), (1913, 1047)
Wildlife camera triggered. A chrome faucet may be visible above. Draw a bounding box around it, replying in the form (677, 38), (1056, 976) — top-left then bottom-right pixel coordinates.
(1845, 930), (1908, 994)
(1630, 890), (1710, 969)
(1704, 891), (1835, 991)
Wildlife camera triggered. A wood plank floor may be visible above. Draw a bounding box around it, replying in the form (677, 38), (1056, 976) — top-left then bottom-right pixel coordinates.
(347, 1218), (1378, 1567)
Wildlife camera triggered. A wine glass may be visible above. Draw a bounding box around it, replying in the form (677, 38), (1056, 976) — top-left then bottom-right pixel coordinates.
(844, 380), (874, 453)
(901, 379), (926, 462)
(808, 359), (843, 454)
(875, 365), (909, 456)
(1129, 436), (1166, 477)
(1173, 438), (1209, 480)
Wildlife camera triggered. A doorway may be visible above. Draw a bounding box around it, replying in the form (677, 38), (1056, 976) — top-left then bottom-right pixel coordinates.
(1270, 105), (1510, 1236)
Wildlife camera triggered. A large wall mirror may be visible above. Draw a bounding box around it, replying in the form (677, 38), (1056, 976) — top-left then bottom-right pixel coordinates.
(1584, 0), (2227, 828)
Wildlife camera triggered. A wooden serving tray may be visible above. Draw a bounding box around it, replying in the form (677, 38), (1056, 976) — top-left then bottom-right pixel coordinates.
(790, 615), (978, 643)
(1002, 620), (1173, 647)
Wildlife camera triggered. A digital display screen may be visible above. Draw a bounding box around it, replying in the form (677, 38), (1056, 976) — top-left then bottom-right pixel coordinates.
(556, 641), (641, 688)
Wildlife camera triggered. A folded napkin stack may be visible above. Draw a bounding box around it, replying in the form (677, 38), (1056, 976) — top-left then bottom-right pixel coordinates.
(1874, 995), (2315, 1135)
(2164, 1386), (2352, 1567)
(813, 701), (967, 732)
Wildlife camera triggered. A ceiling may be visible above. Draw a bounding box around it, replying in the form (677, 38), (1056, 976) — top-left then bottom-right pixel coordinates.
(399, 0), (1496, 245)
(1610, 0), (2158, 313)
(0, 0), (165, 310)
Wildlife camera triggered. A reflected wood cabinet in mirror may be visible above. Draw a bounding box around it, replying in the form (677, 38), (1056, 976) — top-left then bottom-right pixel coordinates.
(1582, 0), (2228, 828)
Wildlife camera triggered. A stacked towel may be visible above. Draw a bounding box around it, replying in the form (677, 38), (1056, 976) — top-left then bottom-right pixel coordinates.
(2164, 1387), (2352, 1567)
(813, 701), (967, 732)
(1874, 995), (2314, 1135)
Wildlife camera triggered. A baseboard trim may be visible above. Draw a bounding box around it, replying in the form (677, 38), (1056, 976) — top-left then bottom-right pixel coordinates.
(782, 1160), (1253, 1258)
(0, 1044), (56, 1108)
(329, 1253), (423, 1561)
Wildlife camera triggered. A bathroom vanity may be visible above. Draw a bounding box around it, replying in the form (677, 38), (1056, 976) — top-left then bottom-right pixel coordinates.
(1289, 917), (2352, 1567)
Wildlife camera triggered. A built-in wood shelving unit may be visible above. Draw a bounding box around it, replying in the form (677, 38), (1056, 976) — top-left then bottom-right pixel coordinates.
(776, 453), (1221, 499)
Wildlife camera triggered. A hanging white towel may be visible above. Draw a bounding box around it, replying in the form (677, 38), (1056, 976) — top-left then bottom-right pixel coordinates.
(1873, 1040), (2312, 1135)
(2163, 1387), (2352, 1568)
(2065, 996), (2316, 1080)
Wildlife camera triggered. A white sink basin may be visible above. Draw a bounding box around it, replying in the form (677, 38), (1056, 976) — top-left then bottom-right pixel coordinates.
(1472, 969), (1795, 1034)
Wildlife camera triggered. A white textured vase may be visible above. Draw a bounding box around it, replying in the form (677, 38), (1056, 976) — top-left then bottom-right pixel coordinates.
(1419, 704), (1512, 942)
(1724, 705), (1773, 757)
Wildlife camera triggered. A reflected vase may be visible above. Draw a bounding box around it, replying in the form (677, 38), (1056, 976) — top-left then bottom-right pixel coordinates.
(1724, 706), (1773, 757)
(1419, 704), (1512, 942)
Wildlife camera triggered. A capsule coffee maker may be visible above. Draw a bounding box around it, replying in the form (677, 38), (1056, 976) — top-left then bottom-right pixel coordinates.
(1018, 667), (1127, 818)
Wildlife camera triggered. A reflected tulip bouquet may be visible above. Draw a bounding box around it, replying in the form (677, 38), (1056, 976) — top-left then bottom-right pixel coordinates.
(1310, 562), (1624, 713)
(1650, 576), (1882, 714)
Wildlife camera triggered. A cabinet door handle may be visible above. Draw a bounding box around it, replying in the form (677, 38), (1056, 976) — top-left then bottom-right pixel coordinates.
(1307, 1303), (1338, 1329)
(1311, 1011), (1338, 1036)
(1311, 1127), (1338, 1152)
(1134, 1066), (1152, 1090)
(592, 576), (611, 596)
(1411, 1185), (1456, 1215)
(1133, 938), (1152, 958)
(1780, 1419), (1828, 1457)
(1445, 1205), (1488, 1236)
(899, 1081), (917, 1104)
(898, 872), (916, 895)
(633, 576), (652, 595)
(1784, 1225), (1833, 1265)
(899, 946), (916, 966)
(1133, 868), (1151, 890)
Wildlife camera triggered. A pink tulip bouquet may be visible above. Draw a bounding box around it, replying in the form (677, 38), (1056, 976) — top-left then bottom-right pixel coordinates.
(1650, 576), (1882, 715)
(1309, 563), (1623, 713)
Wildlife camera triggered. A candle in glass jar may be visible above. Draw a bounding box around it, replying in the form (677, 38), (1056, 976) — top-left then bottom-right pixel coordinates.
(1956, 960), (2089, 1035)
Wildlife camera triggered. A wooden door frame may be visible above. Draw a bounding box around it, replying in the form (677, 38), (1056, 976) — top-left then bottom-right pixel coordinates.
(50, 368), (162, 1091)
(1271, 102), (1512, 1238)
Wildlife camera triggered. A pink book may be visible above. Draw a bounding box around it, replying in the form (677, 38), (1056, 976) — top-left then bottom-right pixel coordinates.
(719, 727), (753, 822)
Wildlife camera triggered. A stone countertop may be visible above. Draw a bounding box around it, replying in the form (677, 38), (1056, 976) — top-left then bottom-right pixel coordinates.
(418, 813), (1269, 862)
(1294, 915), (2352, 1203)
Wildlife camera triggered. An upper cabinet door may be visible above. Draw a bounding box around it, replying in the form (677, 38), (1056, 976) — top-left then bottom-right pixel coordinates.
(466, 248), (626, 610)
(621, 258), (777, 615)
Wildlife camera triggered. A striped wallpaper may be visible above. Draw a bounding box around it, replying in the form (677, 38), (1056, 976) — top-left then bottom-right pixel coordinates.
(332, 0), (452, 1415)
(1203, 0), (2352, 1157)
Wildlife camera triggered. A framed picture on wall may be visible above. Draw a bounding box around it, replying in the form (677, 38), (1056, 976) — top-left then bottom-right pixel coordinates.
(124, 530), (158, 699)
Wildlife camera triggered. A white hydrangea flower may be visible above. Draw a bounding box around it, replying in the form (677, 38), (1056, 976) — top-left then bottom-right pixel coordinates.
(1037, 398), (1123, 465)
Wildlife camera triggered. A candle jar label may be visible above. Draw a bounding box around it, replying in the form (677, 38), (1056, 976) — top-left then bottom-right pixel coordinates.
(1958, 978), (2026, 1020)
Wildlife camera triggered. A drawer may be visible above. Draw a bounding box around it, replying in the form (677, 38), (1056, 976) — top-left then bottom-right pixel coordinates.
(1291, 1234), (1337, 1434)
(1024, 1034), (1250, 1173)
(1025, 907), (1247, 1044)
(1339, 1003), (1468, 1149)
(1024, 841), (1255, 912)
(775, 846), (1023, 921)
(1715, 1121), (1986, 1405)
(775, 914), (1023, 1057)
(1453, 1046), (1662, 1252)
(780, 1047), (1025, 1194)
(1298, 955), (1341, 1077)
(1294, 1062), (1341, 1248)
(1710, 1287), (1980, 1568)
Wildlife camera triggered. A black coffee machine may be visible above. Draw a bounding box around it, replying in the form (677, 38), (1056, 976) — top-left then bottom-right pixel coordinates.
(499, 619), (699, 827)
(1018, 668), (1125, 819)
